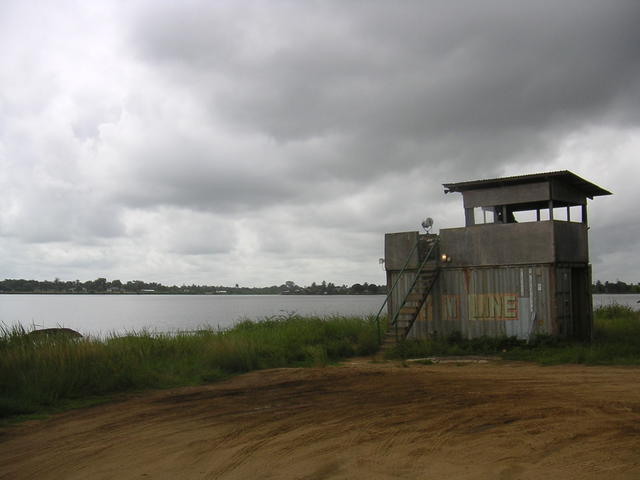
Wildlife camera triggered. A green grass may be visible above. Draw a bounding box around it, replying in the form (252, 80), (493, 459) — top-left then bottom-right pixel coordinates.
(4, 306), (638, 421)
(386, 304), (640, 365)
(0, 314), (379, 419)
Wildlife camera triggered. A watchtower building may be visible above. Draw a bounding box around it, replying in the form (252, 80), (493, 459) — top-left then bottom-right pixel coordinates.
(381, 171), (611, 347)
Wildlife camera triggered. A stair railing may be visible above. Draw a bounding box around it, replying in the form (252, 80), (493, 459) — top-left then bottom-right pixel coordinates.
(373, 239), (422, 344)
(390, 237), (440, 341)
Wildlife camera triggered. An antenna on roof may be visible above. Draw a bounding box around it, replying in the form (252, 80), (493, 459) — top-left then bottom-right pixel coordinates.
(421, 217), (434, 233)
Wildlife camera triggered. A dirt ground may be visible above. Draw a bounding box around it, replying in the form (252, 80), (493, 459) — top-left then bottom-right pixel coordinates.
(2, 359), (640, 479)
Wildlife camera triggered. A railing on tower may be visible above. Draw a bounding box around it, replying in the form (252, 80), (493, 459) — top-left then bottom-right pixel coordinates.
(374, 236), (440, 344)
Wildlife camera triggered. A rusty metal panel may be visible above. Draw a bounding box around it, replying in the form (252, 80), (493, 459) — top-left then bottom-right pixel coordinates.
(418, 265), (554, 340)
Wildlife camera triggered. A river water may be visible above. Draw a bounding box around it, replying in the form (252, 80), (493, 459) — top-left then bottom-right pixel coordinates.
(592, 294), (640, 310)
(0, 294), (387, 337)
(0, 293), (637, 337)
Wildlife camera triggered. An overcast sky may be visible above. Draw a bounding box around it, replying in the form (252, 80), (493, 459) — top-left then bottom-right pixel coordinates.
(1, 0), (639, 287)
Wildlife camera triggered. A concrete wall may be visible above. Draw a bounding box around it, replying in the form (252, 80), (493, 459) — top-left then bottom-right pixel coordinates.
(461, 182), (549, 208)
(439, 220), (588, 267)
(384, 231), (419, 270)
(550, 178), (587, 205)
(554, 221), (588, 262)
(457, 178), (591, 208)
(440, 222), (555, 266)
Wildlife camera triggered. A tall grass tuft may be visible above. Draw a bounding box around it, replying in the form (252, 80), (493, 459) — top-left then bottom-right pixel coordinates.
(0, 315), (379, 418)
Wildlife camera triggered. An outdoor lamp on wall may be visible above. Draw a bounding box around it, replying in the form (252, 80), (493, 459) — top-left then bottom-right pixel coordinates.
(440, 253), (452, 263)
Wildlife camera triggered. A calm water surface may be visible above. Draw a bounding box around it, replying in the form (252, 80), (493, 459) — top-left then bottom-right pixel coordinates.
(0, 295), (386, 337)
(592, 294), (640, 310)
(1, 293), (637, 337)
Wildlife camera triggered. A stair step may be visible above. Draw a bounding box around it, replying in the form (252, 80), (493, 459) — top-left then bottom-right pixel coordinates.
(406, 293), (424, 301)
(414, 288), (432, 294)
(386, 325), (409, 333)
(399, 307), (419, 314)
(388, 323), (409, 330)
(389, 326), (409, 331)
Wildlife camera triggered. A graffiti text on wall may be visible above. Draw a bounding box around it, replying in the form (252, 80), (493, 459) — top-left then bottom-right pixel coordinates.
(468, 294), (518, 320)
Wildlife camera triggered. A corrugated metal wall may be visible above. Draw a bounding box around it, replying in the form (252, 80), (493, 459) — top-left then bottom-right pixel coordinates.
(408, 265), (555, 340)
(387, 271), (418, 324)
(555, 266), (571, 336)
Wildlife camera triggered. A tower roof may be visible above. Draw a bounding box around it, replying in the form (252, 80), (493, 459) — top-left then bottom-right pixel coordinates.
(443, 170), (611, 199)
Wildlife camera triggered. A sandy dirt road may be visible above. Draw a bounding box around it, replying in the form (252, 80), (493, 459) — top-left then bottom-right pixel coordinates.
(2, 359), (640, 479)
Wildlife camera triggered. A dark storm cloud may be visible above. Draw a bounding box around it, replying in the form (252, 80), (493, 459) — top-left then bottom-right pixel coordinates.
(129, 0), (640, 178)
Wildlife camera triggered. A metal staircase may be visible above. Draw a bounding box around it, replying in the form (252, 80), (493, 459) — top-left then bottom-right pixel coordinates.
(375, 237), (440, 352)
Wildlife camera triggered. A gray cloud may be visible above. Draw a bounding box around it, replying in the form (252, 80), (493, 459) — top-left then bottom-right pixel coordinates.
(1, 0), (639, 285)
(129, 1), (640, 166)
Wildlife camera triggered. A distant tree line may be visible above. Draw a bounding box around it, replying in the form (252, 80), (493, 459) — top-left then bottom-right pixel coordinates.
(592, 280), (640, 294)
(3, 278), (638, 295)
(0, 278), (386, 295)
